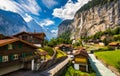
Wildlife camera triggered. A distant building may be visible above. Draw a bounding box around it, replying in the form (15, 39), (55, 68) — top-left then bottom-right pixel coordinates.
(73, 48), (89, 72)
(13, 31), (46, 47)
(0, 38), (40, 75)
(108, 42), (120, 49)
(56, 44), (73, 52)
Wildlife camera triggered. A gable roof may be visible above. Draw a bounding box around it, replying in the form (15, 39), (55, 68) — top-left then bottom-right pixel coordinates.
(13, 31), (46, 37)
(74, 48), (89, 58)
(0, 38), (39, 49)
(108, 42), (120, 46)
(57, 44), (72, 48)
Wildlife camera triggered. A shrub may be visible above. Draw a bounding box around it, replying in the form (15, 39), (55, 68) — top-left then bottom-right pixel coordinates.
(116, 61), (120, 72)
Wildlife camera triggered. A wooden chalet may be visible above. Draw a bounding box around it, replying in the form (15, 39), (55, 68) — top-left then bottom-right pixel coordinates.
(0, 38), (40, 75)
(56, 44), (73, 52)
(73, 48), (89, 72)
(108, 42), (120, 49)
(13, 31), (46, 47)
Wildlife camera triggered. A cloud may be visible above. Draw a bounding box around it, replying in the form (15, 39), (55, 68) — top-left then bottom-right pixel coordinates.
(0, 0), (41, 15)
(52, 0), (89, 19)
(18, 0), (41, 15)
(39, 19), (55, 27)
(23, 13), (33, 22)
(42, 0), (58, 8)
(0, 0), (22, 13)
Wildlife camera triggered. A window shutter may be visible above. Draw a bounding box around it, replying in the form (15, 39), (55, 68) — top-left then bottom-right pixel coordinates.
(19, 43), (23, 48)
(10, 55), (14, 60)
(22, 53), (26, 57)
(0, 56), (2, 62)
(13, 44), (15, 49)
(5, 45), (8, 50)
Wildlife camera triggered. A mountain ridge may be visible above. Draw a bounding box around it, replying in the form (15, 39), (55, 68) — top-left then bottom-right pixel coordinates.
(58, 0), (120, 39)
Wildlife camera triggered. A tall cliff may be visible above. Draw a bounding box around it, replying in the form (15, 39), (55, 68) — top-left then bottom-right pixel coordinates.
(58, 0), (120, 39)
(58, 20), (73, 36)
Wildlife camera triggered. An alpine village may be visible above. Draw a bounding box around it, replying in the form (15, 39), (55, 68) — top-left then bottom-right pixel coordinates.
(0, 0), (120, 76)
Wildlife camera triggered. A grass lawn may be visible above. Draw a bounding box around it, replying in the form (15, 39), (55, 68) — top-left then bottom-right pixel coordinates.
(62, 65), (96, 76)
(37, 49), (51, 59)
(56, 50), (67, 58)
(40, 46), (54, 56)
(95, 50), (120, 70)
(85, 44), (108, 51)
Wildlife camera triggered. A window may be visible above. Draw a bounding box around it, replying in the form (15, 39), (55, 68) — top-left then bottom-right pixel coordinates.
(18, 43), (23, 48)
(22, 53), (26, 58)
(8, 44), (13, 50)
(22, 35), (27, 40)
(14, 54), (18, 60)
(2, 56), (8, 62)
(30, 36), (33, 39)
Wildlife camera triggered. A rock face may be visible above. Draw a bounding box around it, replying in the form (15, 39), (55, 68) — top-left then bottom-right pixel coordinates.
(0, 9), (29, 36)
(58, 20), (73, 37)
(58, 0), (120, 39)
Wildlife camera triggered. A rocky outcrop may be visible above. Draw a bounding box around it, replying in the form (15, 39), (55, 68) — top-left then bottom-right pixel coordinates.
(58, 20), (73, 37)
(58, 0), (120, 39)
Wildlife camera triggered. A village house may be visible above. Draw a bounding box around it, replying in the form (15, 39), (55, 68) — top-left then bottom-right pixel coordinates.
(88, 39), (104, 46)
(13, 31), (46, 47)
(0, 38), (41, 75)
(72, 48), (89, 72)
(56, 44), (73, 52)
(108, 42), (120, 50)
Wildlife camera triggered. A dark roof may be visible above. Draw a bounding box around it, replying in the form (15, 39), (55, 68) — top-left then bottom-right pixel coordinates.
(57, 44), (72, 48)
(13, 31), (46, 37)
(74, 48), (89, 58)
(0, 38), (39, 48)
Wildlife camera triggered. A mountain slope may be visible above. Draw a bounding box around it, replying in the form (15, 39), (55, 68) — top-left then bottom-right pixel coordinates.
(0, 9), (28, 36)
(58, 0), (120, 39)
(58, 19), (73, 37)
(27, 20), (55, 40)
(27, 20), (44, 32)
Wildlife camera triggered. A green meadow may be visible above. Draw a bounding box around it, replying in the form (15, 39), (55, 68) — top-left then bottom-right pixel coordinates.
(95, 50), (120, 71)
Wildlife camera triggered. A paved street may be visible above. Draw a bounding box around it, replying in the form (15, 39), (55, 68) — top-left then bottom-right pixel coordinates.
(89, 54), (116, 76)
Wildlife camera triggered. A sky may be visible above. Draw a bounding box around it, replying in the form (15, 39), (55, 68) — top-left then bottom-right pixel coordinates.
(0, 0), (89, 37)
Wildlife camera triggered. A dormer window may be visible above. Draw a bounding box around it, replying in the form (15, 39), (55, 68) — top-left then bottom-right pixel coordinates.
(22, 35), (27, 40)
(8, 44), (13, 50)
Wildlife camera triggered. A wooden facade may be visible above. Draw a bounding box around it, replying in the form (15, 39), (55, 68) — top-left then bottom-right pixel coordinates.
(13, 32), (46, 47)
(73, 49), (89, 72)
(0, 38), (39, 68)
